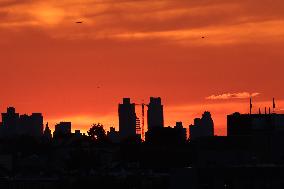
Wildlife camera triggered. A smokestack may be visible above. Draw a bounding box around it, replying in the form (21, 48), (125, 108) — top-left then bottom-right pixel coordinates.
(259, 108), (261, 115)
(265, 107), (267, 115)
(269, 107), (271, 114)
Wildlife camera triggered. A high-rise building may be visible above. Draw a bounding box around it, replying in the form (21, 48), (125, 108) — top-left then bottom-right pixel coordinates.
(189, 111), (214, 140)
(147, 97), (164, 130)
(118, 98), (137, 140)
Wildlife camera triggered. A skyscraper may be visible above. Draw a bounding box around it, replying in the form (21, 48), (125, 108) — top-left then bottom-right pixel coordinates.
(147, 97), (164, 130)
(118, 98), (137, 140)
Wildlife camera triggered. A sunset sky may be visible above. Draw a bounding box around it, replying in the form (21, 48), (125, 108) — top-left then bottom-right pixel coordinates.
(1, 0), (284, 135)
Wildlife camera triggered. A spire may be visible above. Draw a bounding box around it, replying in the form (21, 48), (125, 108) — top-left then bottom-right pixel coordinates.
(44, 122), (52, 140)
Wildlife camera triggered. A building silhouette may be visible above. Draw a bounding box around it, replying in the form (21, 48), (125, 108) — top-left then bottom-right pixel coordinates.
(118, 98), (137, 140)
(53, 122), (72, 138)
(175, 122), (187, 141)
(107, 127), (120, 143)
(227, 112), (284, 136)
(146, 122), (186, 144)
(43, 122), (52, 140)
(0, 107), (43, 138)
(189, 111), (214, 140)
(20, 113), (43, 137)
(0, 107), (19, 137)
(74, 130), (82, 137)
(147, 97), (164, 130)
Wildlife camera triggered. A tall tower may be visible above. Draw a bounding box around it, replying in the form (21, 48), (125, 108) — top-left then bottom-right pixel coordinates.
(147, 97), (164, 130)
(118, 98), (137, 140)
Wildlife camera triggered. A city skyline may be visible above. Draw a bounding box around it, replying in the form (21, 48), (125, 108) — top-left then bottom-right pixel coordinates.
(0, 96), (281, 136)
(1, 0), (284, 135)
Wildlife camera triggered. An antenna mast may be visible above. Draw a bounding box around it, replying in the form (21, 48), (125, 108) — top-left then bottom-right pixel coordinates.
(273, 98), (276, 113)
(250, 97), (252, 114)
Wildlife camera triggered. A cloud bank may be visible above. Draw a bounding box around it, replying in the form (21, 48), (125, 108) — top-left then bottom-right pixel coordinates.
(1, 0), (284, 44)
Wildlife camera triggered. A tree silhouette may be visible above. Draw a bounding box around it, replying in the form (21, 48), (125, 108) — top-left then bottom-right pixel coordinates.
(87, 123), (107, 142)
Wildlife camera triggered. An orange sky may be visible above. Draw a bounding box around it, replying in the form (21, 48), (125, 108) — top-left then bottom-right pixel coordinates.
(1, 0), (284, 135)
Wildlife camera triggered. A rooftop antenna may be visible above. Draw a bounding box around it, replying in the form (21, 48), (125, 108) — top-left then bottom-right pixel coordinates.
(250, 97), (252, 115)
(273, 98), (276, 113)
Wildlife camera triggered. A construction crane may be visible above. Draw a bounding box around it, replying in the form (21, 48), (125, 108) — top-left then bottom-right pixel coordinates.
(135, 102), (147, 141)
